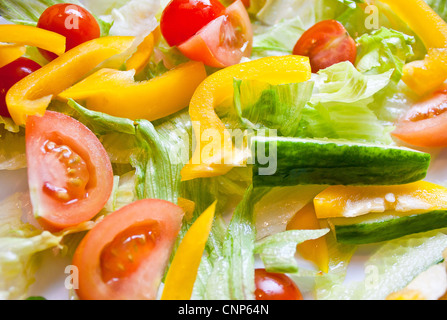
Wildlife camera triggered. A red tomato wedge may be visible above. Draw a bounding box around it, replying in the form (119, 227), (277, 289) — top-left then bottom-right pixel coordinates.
(72, 199), (184, 300)
(254, 268), (303, 300)
(26, 111), (113, 231)
(392, 88), (447, 148)
(177, 0), (253, 68)
(293, 19), (356, 73)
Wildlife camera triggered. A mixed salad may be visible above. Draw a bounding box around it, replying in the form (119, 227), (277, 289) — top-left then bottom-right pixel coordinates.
(1, 0), (447, 301)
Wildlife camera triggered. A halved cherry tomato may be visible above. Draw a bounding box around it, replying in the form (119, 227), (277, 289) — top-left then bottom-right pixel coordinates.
(37, 3), (100, 61)
(254, 268), (303, 300)
(72, 199), (184, 300)
(392, 87), (447, 148)
(175, 0), (253, 68)
(26, 111), (113, 231)
(293, 19), (356, 73)
(160, 0), (226, 47)
(0, 57), (41, 118)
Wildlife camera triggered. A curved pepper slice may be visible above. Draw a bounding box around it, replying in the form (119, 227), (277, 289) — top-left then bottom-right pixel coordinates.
(6, 36), (135, 125)
(58, 60), (207, 121)
(161, 201), (216, 300)
(0, 44), (26, 68)
(0, 25), (66, 57)
(180, 55), (311, 181)
(286, 202), (329, 274)
(313, 181), (447, 219)
(380, 0), (447, 95)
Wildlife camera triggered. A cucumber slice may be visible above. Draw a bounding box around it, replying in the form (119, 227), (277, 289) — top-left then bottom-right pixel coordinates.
(331, 210), (447, 244)
(251, 137), (431, 187)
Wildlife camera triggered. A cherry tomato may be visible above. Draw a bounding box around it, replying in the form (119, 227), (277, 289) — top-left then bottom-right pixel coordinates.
(37, 3), (101, 61)
(160, 0), (226, 47)
(293, 19), (357, 73)
(177, 0), (253, 68)
(254, 268), (303, 300)
(26, 111), (113, 231)
(392, 87), (447, 147)
(0, 58), (41, 118)
(72, 199), (184, 300)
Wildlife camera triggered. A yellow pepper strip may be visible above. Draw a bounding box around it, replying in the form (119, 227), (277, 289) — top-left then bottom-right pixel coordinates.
(6, 36), (135, 126)
(286, 202), (329, 273)
(379, 0), (447, 95)
(161, 201), (217, 300)
(0, 44), (26, 68)
(177, 197), (196, 222)
(126, 33), (155, 74)
(0, 25), (66, 57)
(380, 0), (447, 49)
(313, 181), (447, 219)
(180, 55), (311, 181)
(58, 60), (207, 121)
(402, 48), (447, 96)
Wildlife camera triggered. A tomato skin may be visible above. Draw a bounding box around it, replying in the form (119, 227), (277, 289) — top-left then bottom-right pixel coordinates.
(254, 268), (303, 300)
(37, 3), (100, 61)
(177, 0), (253, 68)
(293, 19), (357, 73)
(72, 199), (184, 300)
(160, 0), (226, 47)
(26, 111), (113, 231)
(392, 90), (447, 147)
(0, 58), (41, 118)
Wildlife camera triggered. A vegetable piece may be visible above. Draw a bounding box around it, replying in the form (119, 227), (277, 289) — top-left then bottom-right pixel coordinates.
(331, 210), (447, 245)
(0, 24), (66, 57)
(6, 36), (135, 126)
(286, 202), (329, 273)
(160, 0), (225, 47)
(402, 48), (447, 97)
(181, 55), (311, 181)
(251, 137), (431, 187)
(0, 57), (41, 118)
(314, 181), (447, 219)
(254, 268), (303, 300)
(177, 0), (253, 68)
(37, 3), (100, 61)
(292, 19), (356, 73)
(125, 29), (158, 74)
(392, 87), (447, 147)
(26, 111), (113, 231)
(0, 44), (26, 68)
(72, 199), (184, 300)
(59, 61), (207, 121)
(161, 201), (216, 300)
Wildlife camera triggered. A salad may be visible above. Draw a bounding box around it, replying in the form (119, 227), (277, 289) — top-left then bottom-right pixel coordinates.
(1, 0), (447, 301)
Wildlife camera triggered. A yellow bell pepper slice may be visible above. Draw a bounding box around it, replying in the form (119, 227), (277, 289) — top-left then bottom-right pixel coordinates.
(313, 181), (447, 219)
(181, 55), (311, 181)
(58, 60), (207, 121)
(402, 48), (447, 96)
(177, 197), (196, 222)
(380, 0), (447, 49)
(161, 201), (216, 300)
(0, 25), (66, 57)
(0, 44), (27, 68)
(286, 202), (329, 273)
(6, 36), (135, 126)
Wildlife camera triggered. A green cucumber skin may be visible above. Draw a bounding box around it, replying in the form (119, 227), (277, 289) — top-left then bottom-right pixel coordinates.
(334, 210), (447, 245)
(252, 137), (431, 187)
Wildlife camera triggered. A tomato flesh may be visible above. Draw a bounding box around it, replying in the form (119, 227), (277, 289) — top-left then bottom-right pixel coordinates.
(177, 0), (253, 68)
(392, 89), (447, 147)
(254, 268), (303, 300)
(160, 0), (226, 47)
(72, 199), (184, 300)
(26, 111), (113, 231)
(37, 3), (100, 61)
(293, 19), (357, 73)
(100, 222), (160, 284)
(0, 58), (41, 118)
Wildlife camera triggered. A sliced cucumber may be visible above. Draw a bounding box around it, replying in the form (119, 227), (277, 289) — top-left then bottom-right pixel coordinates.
(331, 210), (447, 244)
(251, 137), (431, 187)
